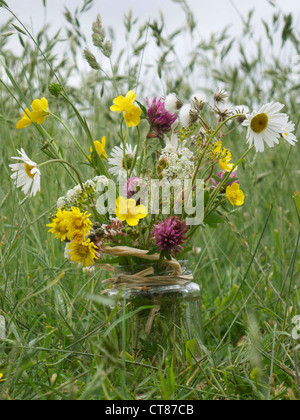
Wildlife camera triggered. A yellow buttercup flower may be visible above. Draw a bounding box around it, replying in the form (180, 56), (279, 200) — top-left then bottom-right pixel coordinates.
(212, 142), (236, 172)
(88, 137), (108, 161)
(116, 196), (147, 227)
(30, 97), (50, 124)
(0, 373), (5, 382)
(16, 108), (33, 129)
(16, 97), (50, 129)
(110, 90), (136, 113)
(124, 104), (142, 128)
(110, 90), (141, 128)
(66, 239), (98, 267)
(226, 183), (245, 206)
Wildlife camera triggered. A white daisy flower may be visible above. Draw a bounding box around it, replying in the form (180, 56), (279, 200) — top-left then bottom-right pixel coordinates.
(108, 144), (137, 177)
(242, 102), (288, 152)
(9, 148), (41, 197)
(280, 120), (298, 146)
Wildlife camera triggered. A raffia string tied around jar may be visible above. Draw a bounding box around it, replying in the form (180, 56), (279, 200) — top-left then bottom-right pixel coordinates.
(100, 246), (193, 293)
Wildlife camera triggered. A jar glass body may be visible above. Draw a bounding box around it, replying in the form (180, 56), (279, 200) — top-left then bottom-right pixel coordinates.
(107, 262), (202, 360)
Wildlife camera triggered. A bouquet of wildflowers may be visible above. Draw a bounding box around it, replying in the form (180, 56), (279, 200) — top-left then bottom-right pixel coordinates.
(10, 85), (298, 288)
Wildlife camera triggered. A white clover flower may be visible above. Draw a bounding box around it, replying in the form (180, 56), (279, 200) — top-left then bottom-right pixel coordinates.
(84, 179), (96, 189)
(280, 120), (298, 146)
(73, 185), (82, 194)
(93, 175), (109, 190)
(179, 104), (192, 127)
(66, 184), (83, 204)
(165, 93), (180, 114)
(9, 148), (41, 197)
(57, 197), (66, 208)
(242, 102), (289, 152)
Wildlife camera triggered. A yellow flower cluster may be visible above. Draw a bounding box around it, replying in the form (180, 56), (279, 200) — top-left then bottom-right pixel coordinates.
(47, 207), (97, 268)
(47, 207), (92, 242)
(110, 90), (141, 127)
(17, 98), (50, 129)
(213, 141), (236, 172)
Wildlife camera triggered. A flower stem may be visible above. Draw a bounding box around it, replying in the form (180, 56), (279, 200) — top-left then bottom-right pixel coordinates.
(128, 126), (141, 178)
(50, 113), (90, 161)
(39, 159), (85, 190)
(192, 114), (245, 186)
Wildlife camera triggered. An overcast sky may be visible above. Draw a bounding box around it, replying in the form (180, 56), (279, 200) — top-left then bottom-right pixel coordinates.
(2, 0), (299, 36)
(1, 0), (299, 92)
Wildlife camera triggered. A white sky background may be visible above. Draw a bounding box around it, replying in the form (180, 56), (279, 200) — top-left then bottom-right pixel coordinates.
(1, 0), (299, 94)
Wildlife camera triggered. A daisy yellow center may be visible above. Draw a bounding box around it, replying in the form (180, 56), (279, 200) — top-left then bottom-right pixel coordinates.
(250, 113), (269, 133)
(25, 163), (35, 179)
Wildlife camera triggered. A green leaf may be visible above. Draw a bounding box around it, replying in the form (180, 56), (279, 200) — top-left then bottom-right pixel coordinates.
(136, 100), (148, 118)
(185, 339), (196, 366)
(204, 212), (224, 226)
(12, 23), (28, 36)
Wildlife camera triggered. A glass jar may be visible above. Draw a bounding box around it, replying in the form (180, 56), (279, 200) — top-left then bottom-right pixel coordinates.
(107, 261), (201, 360)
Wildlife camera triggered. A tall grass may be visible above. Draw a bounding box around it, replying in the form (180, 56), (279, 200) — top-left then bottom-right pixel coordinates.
(0, 0), (299, 400)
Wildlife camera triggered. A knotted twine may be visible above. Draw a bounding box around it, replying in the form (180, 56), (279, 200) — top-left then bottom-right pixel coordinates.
(99, 246), (193, 292)
(99, 246), (193, 335)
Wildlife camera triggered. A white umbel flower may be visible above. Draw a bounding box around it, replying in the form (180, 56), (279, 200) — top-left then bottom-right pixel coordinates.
(242, 102), (288, 152)
(108, 144), (137, 177)
(9, 148), (41, 197)
(280, 120), (298, 146)
(160, 144), (194, 181)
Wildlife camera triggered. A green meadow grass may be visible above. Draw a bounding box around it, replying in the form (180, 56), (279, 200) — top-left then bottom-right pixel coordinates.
(0, 0), (299, 400)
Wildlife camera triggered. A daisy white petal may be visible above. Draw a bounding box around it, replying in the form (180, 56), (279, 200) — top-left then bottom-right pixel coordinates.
(108, 144), (137, 177)
(9, 149), (41, 197)
(280, 120), (298, 146)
